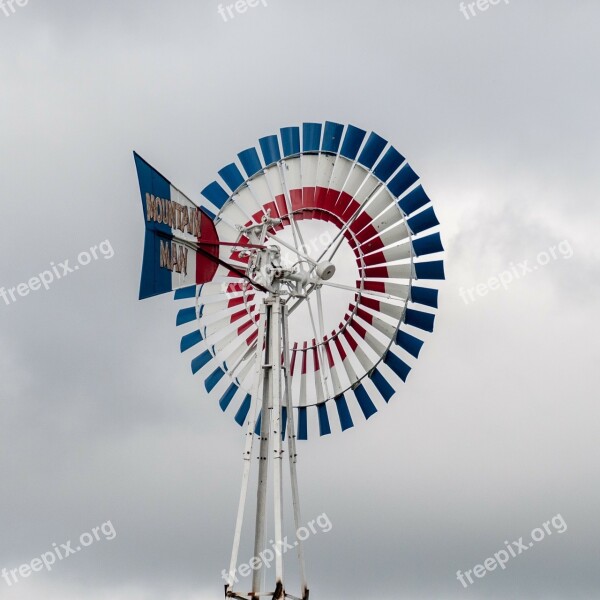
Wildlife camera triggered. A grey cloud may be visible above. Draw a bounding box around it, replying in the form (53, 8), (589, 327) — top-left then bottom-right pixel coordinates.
(0, 1), (598, 598)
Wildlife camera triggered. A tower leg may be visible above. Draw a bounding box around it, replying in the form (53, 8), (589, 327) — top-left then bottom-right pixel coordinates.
(281, 303), (308, 599)
(271, 299), (285, 598)
(225, 303), (268, 597)
(227, 295), (308, 600)
(252, 302), (272, 599)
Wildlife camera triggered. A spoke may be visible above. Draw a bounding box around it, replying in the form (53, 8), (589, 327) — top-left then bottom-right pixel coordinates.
(315, 287), (333, 398)
(305, 297), (320, 350)
(316, 287), (326, 341)
(320, 280), (401, 301)
(265, 231), (319, 267)
(323, 234), (346, 265)
(306, 295), (331, 399)
(288, 283), (316, 316)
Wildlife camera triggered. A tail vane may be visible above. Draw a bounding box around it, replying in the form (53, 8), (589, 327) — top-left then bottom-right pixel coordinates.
(134, 152), (220, 300)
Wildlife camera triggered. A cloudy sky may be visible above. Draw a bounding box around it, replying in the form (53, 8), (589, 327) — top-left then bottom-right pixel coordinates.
(1, 0), (599, 598)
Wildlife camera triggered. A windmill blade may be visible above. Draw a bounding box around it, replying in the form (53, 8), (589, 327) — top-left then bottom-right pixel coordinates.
(361, 239), (413, 266)
(383, 348), (412, 382)
(215, 215), (242, 244)
(218, 383), (240, 412)
(205, 365), (232, 394)
(314, 127), (340, 207)
(333, 394), (354, 431)
(322, 338), (345, 398)
(310, 340), (325, 406)
(340, 322), (379, 374)
(233, 356), (255, 385)
(346, 315), (388, 359)
(352, 383), (378, 420)
(359, 280), (411, 301)
(199, 295), (257, 320)
(296, 341), (308, 411)
(180, 325), (204, 354)
(360, 263), (415, 280)
(358, 219), (411, 255)
(176, 306), (198, 327)
(262, 164), (291, 223)
(331, 330), (359, 387)
(349, 303), (399, 341)
(405, 308), (436, 333)
(368, 368), (396, 403)
(316, 402), (331, 437)
(358, 189), (405, 231)
(355, 295), (406, 322)
(200, 303), (257, 332)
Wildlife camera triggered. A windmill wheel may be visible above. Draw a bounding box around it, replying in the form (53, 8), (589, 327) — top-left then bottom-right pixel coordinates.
(174, 121), (445, 439)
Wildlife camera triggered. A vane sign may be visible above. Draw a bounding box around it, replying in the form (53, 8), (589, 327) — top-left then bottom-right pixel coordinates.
(134, 152), (219, 299)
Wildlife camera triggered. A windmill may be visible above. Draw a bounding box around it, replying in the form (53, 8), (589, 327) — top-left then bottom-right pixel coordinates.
(134, 121), (444, 600)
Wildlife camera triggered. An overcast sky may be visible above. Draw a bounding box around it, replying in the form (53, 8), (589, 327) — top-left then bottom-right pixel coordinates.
(1, 1), (599, 598)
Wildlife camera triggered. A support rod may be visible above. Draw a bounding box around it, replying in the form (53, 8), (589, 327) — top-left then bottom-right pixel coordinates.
(227, 295), (308, 600)
(225, 306), (268, 595)
(282, 303), (309, 599)
(271, 300), (285, 597)
(252, 302), (272, 599)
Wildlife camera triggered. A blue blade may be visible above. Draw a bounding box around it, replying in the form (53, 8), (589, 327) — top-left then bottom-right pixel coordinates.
(174, 285), (196, 300)
(176, 307), (196, 326)
(281, 406), (287, 440)
(407, 207), (439, 235)
(405, 308), (435, 332)
(399, 186), (431, 216)
(181, 330), (202, 352)
(370, 368), (395, 403)
(234, 394), (251, 426)
(317, 403), (331, 436)
(219, 383), (238, 411)
(321, 121), (344, 153)
(297, 407), (308, 441)
(202, 207), (217, 221)
(259, 135), (281, 166)
(201, 181), (229, 209)
(340, 124), (367, 160)
(415, 260), (445, 280)
(354, 384), (377, 420)
(388, 164), (419, 198)
(334, 395), (354, 431)
(238, 147), (263, 178)
(281, 126), (301, 157)
(384, 350), (411, 382)
(373, 146), (404, 181)
(205, 366), (226, 393)
(302, 123), (322, 152)
(357, 132), (387, 170)
(413, 233), (444, 257)
(411, 286), (438, 308)
(255, 411), (262, 435)
(395, 330), (424, 358)
(218, 163), (245, 192)
(191, 349), (212, 374)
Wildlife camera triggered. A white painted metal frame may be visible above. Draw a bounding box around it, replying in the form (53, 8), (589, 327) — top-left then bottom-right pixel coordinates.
(226, 294), (308, 600)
